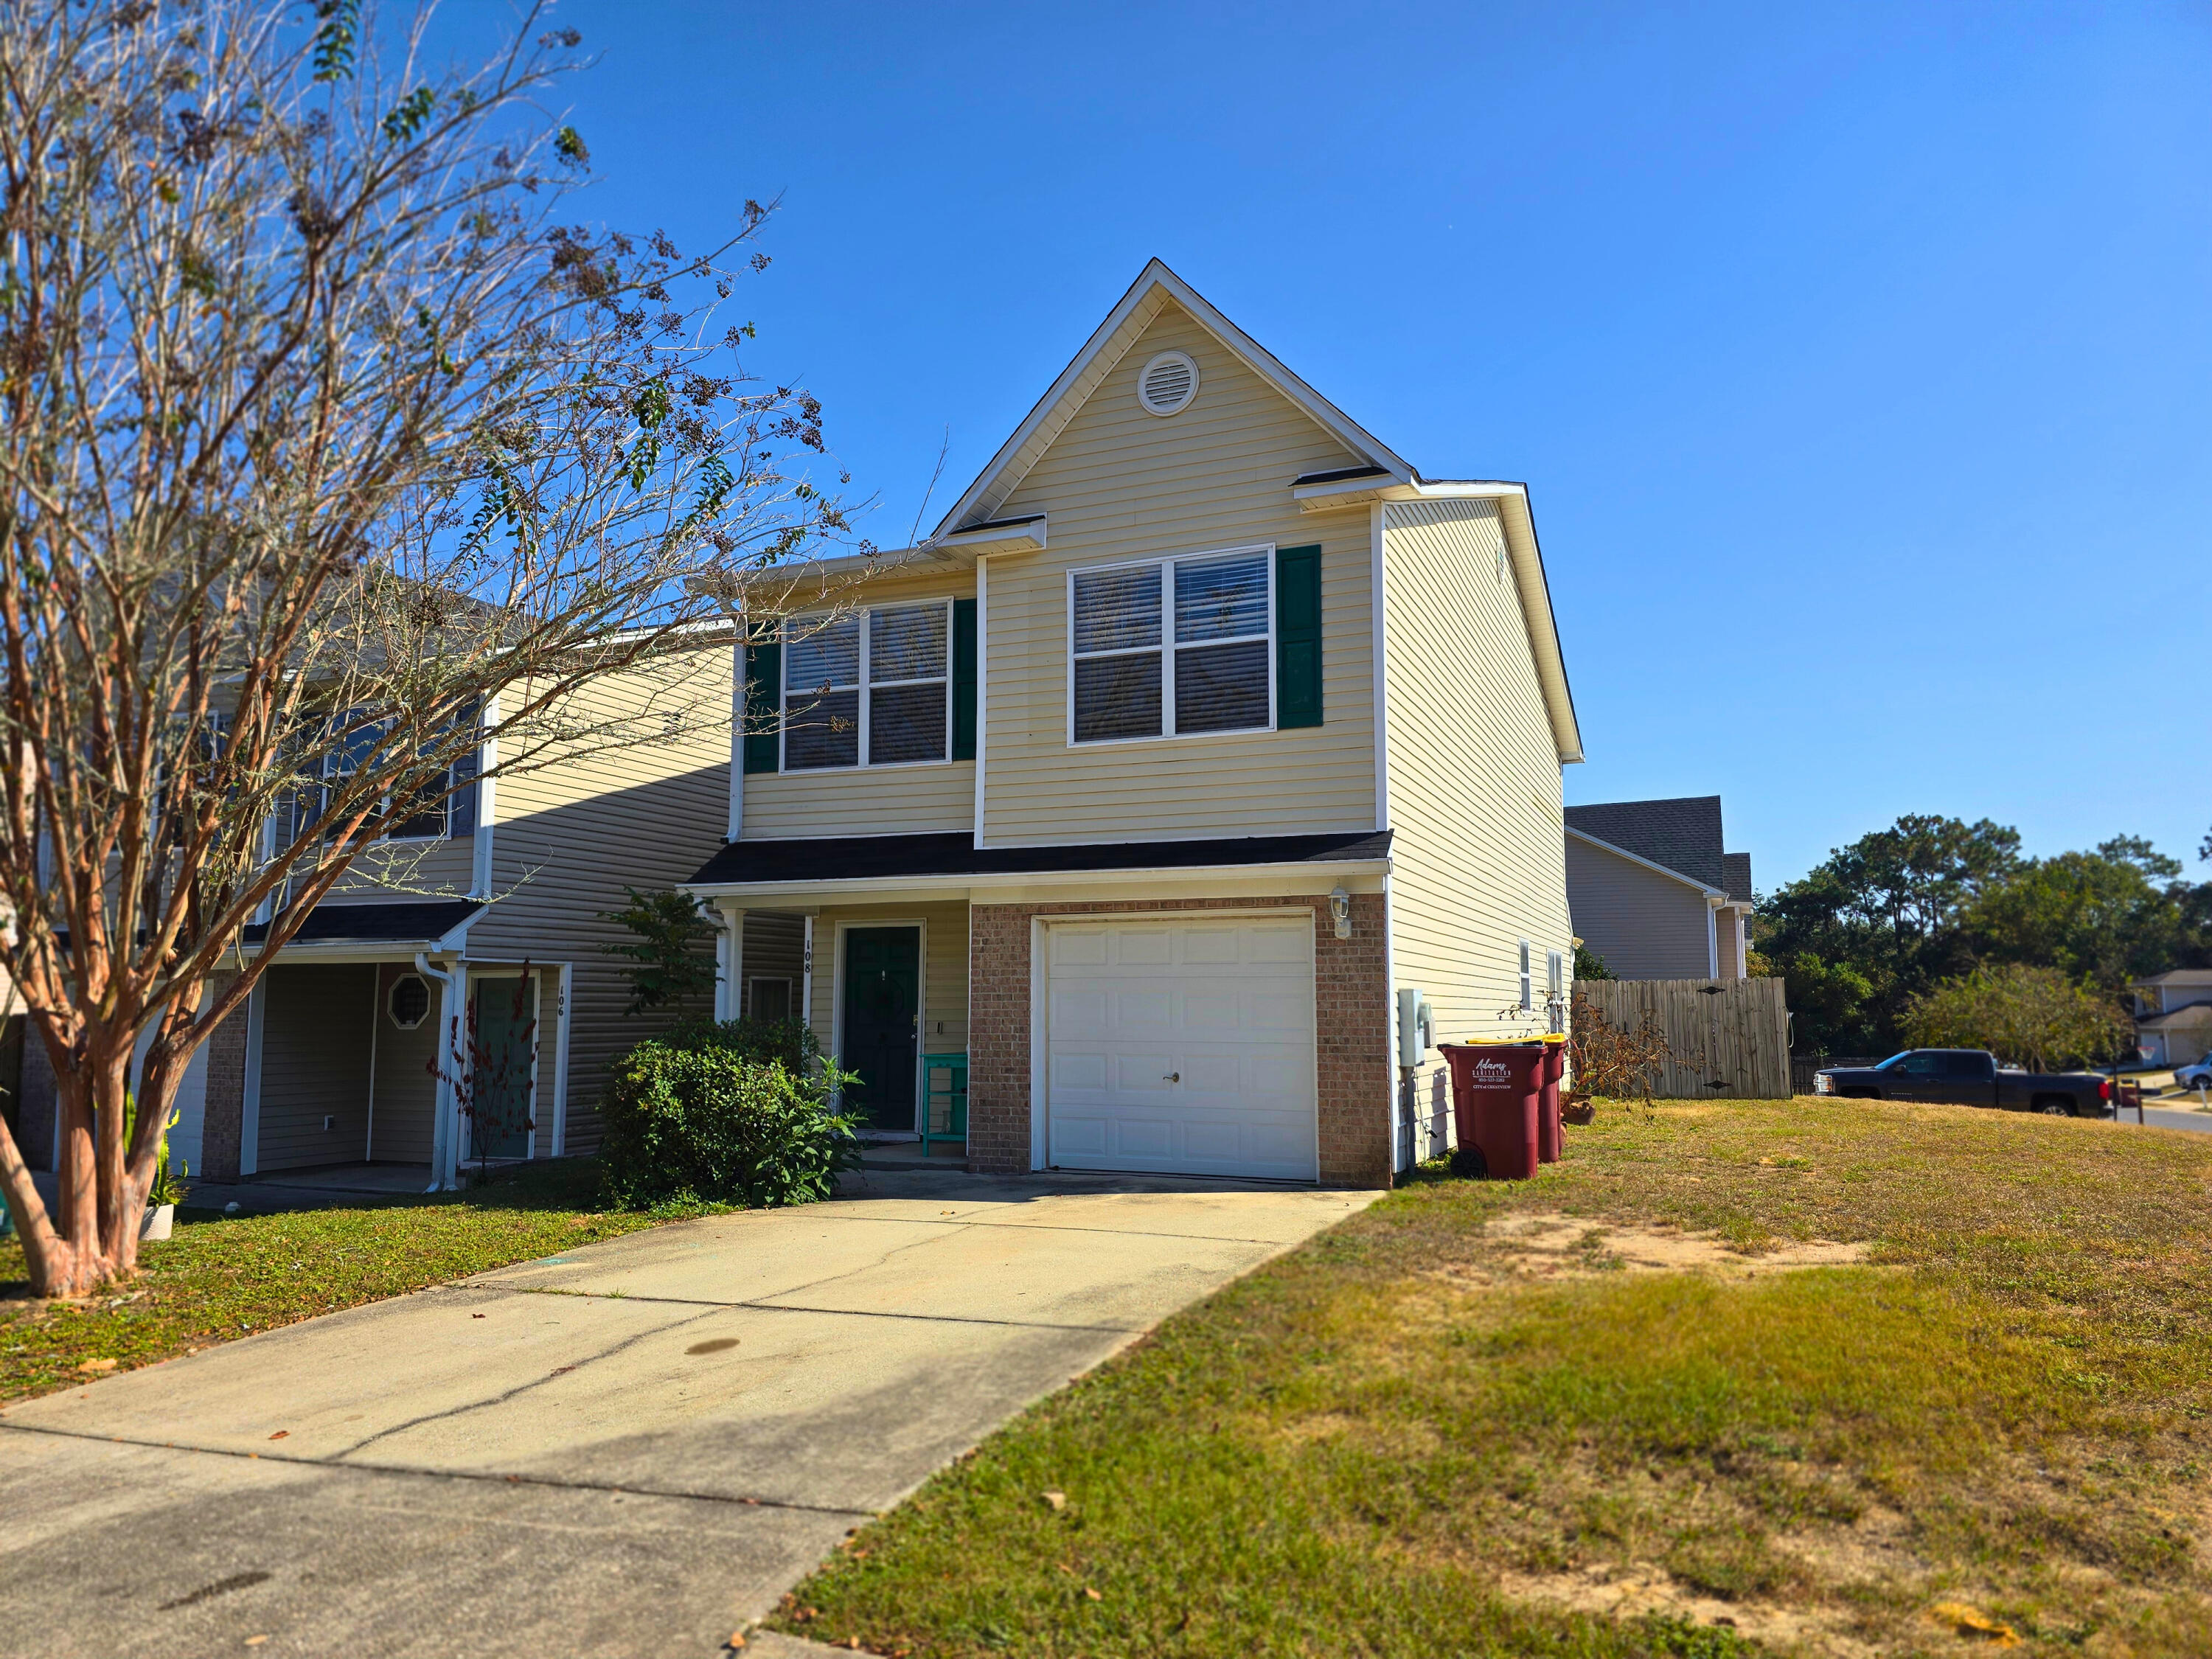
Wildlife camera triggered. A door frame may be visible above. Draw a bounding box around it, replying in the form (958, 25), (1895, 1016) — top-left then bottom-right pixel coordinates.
(831, 917), (928, 1135)
(1029, 907), (1321, 1179)
(464, 964), (543, 1161)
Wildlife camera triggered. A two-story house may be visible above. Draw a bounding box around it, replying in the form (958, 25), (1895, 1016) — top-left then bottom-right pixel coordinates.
(13, 652), (734, 1192)
(2132, 970), (2212, 1069)
(684, 260), (1583, 1187)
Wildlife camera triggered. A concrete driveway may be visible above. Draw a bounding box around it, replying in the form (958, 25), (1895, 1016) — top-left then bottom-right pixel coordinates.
(0, 1169), (1372, 1658)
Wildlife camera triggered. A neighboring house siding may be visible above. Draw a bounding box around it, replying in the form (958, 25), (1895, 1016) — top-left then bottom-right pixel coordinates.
(470, 655), (732, 1153)
(1565, 835), (1714, 980)
(980, 303), (1377, 844)
(257, 962), (377, 1172)
(327, 833), (476, 903)
(739, 911), (806, 1018)
(745, 568), (978, 839)
(369, 962), (439, 1164)
(1381, 498), (1573, 1154)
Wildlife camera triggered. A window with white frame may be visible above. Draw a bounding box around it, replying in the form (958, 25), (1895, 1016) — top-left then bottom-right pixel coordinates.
(1518, 940), (1534, 1011)
(1070, 547), (1271, 744)
(315, 712), (456, 844)
(783, 602), (950, 770)
(1546, 949), (1566, 1002)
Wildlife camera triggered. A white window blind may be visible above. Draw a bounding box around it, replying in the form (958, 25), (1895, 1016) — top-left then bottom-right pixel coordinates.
(784, 605), (950, 771)
(1070, 549), (1270, 743)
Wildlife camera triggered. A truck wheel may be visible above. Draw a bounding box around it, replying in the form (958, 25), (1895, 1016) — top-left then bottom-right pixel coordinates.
(2034, 1097), (2073, 1118)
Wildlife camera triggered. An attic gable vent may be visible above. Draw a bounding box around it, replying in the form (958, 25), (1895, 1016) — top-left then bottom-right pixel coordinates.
(1136, 350), (1198, 417)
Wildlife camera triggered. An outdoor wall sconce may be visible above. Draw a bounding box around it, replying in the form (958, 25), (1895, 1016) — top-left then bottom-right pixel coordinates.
(1328, 885), (1352, 940)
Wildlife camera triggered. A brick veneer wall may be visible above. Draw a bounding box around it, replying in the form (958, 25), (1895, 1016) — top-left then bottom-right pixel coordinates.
(967, 894), (1394, 1189)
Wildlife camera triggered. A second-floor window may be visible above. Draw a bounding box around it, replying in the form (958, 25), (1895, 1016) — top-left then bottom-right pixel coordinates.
(1069, 546), (1272, 745)
(784, 602), (950, 771)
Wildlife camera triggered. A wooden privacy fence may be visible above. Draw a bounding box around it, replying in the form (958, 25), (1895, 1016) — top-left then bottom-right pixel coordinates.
(1573, 978), (1792, 1100)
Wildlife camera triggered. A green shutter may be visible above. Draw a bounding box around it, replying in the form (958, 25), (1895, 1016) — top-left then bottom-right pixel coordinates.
(742, 636), (782, 774)
(952, 597), (978, 760)
(1275, 544), (1322, 728)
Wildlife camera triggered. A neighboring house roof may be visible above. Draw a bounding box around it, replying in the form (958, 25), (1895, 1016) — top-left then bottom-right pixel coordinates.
(243, 899), (482, 950)
(921, 257), (1583, 767)
(1722, 852), (1753, 907)
(1565, 827), (1722, 898)
(689, 829), (1391, 888)
(2135, 970), (2212, 987)
(1565, 796), (1727, 891)
(2138, 1001), (2212, 1029)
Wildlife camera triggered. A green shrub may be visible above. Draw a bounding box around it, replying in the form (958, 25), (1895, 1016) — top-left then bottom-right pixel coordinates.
(599, 1020), (862, 1209)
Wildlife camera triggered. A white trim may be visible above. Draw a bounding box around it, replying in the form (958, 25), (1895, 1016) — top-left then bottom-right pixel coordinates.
(1136, 349), (1199, 416)
(1565, 826), (1725, 897)
(1028, 915), (1048, 1171)
(801, 914), (815, 1030)
(1382, 871), (1402, 1176)
(471, 695), (501, 898)
(726, 638), (745, 841)
(931, 258), (1413, 540)
(550, 962), (573, 1158)
(240, 975), (268, 1176)
(1707, 908), (1720, 981)
(1066, 543), (1276, 748)
(712, 908), (735, 1021)
(747, 973), (795, 1021)
(1518, 939), (1534, 1012)
(781, 599), (956, 773)
(363, 967), (381, 1161)
(933, 516), (1045, 557)
(686, 855), (1393, 906)
(1369, 500), (1390, 834)
(830, 917), (927, 1134)
(385, 971), (432, 1030)
(726, 905), (746, 1019)
(973, 553), (990, 848)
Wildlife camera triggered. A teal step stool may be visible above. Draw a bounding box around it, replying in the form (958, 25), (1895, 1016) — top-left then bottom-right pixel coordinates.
(920, 1052), (968, 1155)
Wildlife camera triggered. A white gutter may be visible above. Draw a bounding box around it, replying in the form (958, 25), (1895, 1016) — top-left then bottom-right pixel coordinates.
(681, 854), (1394, 906)
(415, 950), (461, 1192)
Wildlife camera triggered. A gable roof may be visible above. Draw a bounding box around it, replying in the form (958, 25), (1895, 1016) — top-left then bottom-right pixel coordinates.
(1565, 796), (1726, 891)
(1722, 852), (1754, 906)
(926, 258), (1583, 765)
(1567, 825), (1722, 897)
(931, 259), (1413, 539)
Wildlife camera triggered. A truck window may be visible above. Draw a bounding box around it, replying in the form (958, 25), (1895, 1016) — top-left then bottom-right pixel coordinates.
(1897, 1052), (1944, 1075)
(1938, 1051), (1995, 1079)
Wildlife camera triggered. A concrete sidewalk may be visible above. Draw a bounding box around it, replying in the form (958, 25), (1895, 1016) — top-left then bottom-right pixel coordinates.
(0, 1169), (1373, 1658)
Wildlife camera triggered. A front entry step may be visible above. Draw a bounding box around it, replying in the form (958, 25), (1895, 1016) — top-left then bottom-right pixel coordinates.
(856, 1141), (970, 1173)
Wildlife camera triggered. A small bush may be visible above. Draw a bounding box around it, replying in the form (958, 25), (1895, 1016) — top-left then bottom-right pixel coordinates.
(599, 1020), (862, 1209)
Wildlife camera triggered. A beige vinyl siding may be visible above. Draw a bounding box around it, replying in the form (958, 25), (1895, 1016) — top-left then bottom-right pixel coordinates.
(738, 911), (806, 1017)
(802, 900), (971, 1068)
(325, 831), (476, 902)
(981, 303), (1377, 844)
(368, 962), (440, 1164)
(1564, 835), (1716, 980)
(470, 653), (733, 1153)
(745, 569), (978, 839)
(256, 962), (376, 1172)
(1381, 499), (1573, 1156)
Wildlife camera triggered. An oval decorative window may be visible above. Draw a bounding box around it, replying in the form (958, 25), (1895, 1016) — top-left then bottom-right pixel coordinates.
(1136, 350), (1198, 417)
(387, 972), (431, 1031)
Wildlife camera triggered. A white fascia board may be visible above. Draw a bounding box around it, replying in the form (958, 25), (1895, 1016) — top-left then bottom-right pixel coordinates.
(1491, 487), (1584, 765)
(931, 258), (1413, 539)
(681, 855), (1392, 908)
(1295, 477), (1527, 512)
(931, 516), (1046, 557)
(237, 941), (445, 962)
(1566, 827), (1722, 897)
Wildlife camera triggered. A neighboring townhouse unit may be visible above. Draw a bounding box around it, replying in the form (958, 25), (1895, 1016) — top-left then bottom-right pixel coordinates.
(2132, 970), (2212, 1068)
(1563, 796), (1755, 981)
(15, 651), (732, 1189)
(684, 260), (1583, 1185)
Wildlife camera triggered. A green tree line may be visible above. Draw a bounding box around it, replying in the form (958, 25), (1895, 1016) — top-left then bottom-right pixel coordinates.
(1756, 815), (2212, 1057)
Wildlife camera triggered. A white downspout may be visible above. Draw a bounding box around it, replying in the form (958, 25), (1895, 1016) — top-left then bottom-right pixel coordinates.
(416, 951), (460, 1192)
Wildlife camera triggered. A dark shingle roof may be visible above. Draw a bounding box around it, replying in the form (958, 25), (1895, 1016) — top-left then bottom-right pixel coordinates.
(689, 830), (1391, 888)
(243, 899), (481, 947)
(1722, 852), (1753, 905)
(1564, 796), (1725, 890)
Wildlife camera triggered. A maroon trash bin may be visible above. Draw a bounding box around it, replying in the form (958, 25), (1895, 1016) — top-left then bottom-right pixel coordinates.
(1537, 1037), (1566, 1164)
(1439, 1043), (1545, 1179)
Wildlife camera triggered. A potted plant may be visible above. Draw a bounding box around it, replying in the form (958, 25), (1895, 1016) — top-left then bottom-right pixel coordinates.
(142, 1108), (184, 1241)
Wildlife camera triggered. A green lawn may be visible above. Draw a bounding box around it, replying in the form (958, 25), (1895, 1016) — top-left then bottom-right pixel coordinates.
(0, 1159), (693, 1404)
(771, 1099), (2212, 1658)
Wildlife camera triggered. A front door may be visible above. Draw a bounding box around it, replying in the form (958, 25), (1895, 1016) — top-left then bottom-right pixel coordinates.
(842, 928), (919, 1133)
(470, 973), (537, 1160)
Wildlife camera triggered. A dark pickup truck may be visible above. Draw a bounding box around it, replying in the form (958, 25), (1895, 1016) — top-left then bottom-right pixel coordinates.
(1814, 1048), (2112, 1116)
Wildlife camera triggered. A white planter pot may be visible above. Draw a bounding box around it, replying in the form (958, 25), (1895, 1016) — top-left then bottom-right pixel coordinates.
(140, 1203), (173, 1242)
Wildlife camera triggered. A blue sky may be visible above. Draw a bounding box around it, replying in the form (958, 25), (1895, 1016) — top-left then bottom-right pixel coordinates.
(537, 0), (2209, 891)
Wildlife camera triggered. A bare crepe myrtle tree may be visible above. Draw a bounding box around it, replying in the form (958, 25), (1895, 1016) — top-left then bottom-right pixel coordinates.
(0, 0), (866, 1295)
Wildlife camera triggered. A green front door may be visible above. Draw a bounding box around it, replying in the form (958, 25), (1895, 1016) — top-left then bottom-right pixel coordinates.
(470, 973), (537, 1160)
(842, 928), (919, 1133)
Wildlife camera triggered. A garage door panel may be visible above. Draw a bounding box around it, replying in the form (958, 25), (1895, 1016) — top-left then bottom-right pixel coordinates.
(1046, 917), (1317, 1182)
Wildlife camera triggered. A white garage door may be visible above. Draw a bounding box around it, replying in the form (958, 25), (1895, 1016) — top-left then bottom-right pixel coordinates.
(1045, 916), (1317, 1181)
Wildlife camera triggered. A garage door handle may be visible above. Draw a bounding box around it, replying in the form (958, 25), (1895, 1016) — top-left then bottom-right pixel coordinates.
(1164, 1072), (1179, 1082)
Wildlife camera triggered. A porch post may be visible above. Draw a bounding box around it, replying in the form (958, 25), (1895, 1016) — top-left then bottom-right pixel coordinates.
(801, 913), (816, 1031)
(715, 905), (745, 1022)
